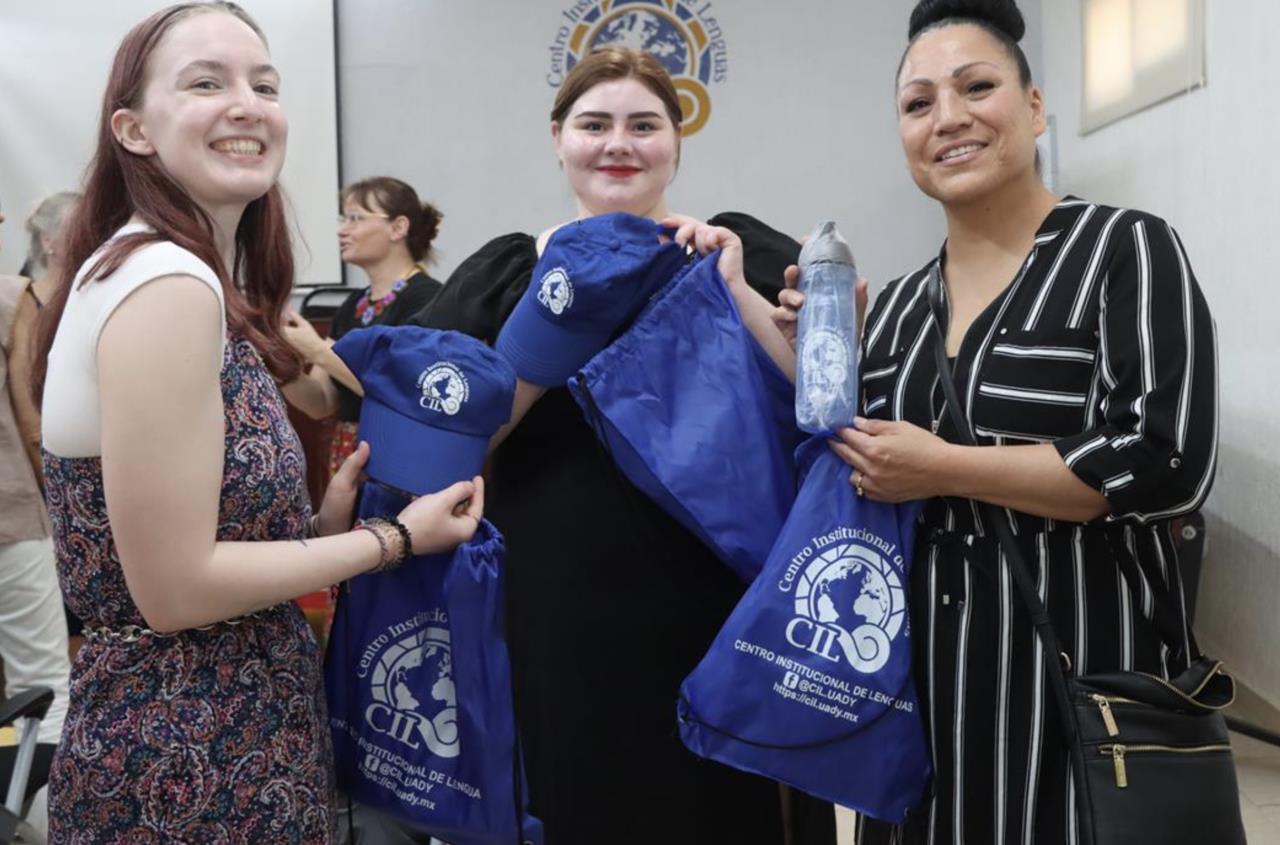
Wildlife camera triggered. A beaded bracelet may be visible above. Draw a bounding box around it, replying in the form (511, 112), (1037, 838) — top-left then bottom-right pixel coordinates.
(388, 518), (413, 559)
(356, 519), (388, 565)
(355, 518), (410, 572)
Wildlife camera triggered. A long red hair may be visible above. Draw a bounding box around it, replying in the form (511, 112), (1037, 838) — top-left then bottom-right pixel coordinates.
(32, 1), (302, 400)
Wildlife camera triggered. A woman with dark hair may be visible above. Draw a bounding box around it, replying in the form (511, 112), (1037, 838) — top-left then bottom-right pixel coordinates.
(416, 46), (799, 845)
(281, 177), (444, 475)
(33, 4), (483, 840)
(776, 1), (1216, 842)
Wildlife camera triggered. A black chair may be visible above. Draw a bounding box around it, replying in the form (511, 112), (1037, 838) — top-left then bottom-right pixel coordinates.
(0, 687), (54, 844)
(300, 285), (359, 321)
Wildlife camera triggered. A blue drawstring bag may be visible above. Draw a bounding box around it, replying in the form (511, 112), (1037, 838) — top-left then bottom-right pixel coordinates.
(677, 438), (932, 823)
(326, 482), (542, 845)
(569, 252), (802, 582)
(326, 325), (539, 843)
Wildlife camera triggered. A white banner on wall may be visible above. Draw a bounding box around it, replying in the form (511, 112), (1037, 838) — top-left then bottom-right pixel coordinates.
(0, 0), (342, 283)
(337, 0), (951, 291)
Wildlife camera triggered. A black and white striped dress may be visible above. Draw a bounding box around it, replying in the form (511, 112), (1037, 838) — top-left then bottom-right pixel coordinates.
(855, 197), (1217, 845)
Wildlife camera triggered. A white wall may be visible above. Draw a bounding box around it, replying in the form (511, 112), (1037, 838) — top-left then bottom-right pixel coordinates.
(0, 0), (341, 284)
(1041, 1), (1280, 706)
(1021, 0), (1044, 83)
(337, 1), (945, 291)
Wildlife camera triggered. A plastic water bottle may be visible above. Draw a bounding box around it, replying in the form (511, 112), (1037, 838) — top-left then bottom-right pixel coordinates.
(795, 220), (858, 435)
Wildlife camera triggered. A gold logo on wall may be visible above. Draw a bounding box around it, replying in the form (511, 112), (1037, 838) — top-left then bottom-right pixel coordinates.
(547, 0), (728, 137)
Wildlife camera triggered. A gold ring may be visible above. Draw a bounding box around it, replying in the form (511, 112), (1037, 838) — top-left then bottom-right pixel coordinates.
(854, 471), (865, 497)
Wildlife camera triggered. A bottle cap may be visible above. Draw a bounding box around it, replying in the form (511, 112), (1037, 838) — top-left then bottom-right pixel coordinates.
(798, 220), (855, 268)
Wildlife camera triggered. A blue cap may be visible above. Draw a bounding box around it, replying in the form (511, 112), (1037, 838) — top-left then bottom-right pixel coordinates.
(495, 212), (688, 386)
(334, 326), (515, 495)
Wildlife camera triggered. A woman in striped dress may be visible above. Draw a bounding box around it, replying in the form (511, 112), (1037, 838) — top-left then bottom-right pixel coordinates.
(776, 1), (1217, 842)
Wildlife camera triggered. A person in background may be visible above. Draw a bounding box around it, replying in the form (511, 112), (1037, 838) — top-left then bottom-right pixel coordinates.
(31, 3), (483, 840)
(281, 177), (444, 476)
(9, 191), (80, 488)
(0, 192), (72, 841)
(775, 1), (1216, 841)
(10, 192), (90, 657)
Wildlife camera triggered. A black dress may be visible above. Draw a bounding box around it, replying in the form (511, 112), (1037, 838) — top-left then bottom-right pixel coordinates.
(855, 198), (1217, 845)
(415, 215), (818, 845)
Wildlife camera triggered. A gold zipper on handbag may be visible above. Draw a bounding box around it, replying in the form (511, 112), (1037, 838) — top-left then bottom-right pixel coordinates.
(1100, 743), (1232, 789)
(1133, 662), (1235, 711)
(1089, 693), (1135, 737)
(1087, 663), (1234, 741)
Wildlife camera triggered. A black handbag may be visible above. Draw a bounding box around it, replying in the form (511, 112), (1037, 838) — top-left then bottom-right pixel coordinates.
(925, 270), (1246, 845)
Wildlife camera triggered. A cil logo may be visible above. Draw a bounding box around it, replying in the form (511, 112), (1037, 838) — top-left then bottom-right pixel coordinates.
(365, 622), (460, 759)
(547, 0), (728, 136)
(786, 542), (907, 675)
(418, 362), (469, 417)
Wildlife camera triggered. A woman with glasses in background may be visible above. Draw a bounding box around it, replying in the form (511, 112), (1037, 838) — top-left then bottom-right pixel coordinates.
(281, 176), (444, 474)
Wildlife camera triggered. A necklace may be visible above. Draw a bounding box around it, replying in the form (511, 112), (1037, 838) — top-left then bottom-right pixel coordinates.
(355, 264), (423, 326)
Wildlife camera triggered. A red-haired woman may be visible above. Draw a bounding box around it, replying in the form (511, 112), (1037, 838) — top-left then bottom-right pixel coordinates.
(32, 3), (483, 841)
(417, 47), (800, 844)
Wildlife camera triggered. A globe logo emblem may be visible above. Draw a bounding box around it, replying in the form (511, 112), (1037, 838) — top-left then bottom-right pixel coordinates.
(537, 268), (574, 316)
(366, 626), (460, 758)
(790, 543), (906, 674)
(593, 9), (689, 78)
(418, 362), (469, 416)
(551, 0), (727, 136)
(799, 329), (851, 402)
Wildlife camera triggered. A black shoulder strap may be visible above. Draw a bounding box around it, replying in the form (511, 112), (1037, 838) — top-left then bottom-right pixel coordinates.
(925, 274), (1062, 642)
(924, 272), (1078, 749)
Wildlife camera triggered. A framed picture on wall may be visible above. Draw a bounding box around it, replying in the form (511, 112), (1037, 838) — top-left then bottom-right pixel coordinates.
(1081, 0), (1206, 133)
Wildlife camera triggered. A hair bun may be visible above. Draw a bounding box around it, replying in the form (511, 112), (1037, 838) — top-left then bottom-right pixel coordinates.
(908, 0), (1026, 41)
(419, 202), (443, 244)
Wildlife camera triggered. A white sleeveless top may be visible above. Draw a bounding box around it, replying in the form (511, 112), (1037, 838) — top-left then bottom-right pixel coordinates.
(43, 224), (226, 458)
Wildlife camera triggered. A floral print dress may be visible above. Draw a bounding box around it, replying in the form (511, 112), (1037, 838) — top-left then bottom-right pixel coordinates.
(44, 336), (335, 844)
